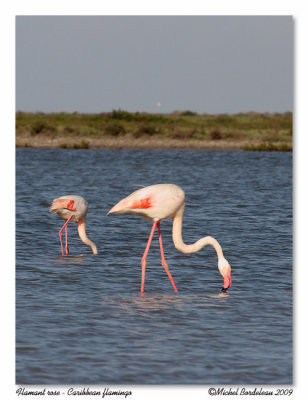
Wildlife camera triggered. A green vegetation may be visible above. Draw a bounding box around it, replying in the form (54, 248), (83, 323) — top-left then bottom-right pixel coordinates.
(242, 142), (292, 152)
(16, 110), (293, 151)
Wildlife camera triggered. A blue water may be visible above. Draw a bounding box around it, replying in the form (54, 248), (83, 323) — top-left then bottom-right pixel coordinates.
(16, 148), (292, 384)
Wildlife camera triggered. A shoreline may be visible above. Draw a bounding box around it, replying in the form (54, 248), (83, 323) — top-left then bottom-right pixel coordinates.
(16, 111), (293, 151)
(15, 134), (291, 151)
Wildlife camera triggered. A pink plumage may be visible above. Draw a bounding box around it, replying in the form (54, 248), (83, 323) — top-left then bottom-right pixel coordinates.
(50, 195), (97, 256)
(108, 184), (231, 293)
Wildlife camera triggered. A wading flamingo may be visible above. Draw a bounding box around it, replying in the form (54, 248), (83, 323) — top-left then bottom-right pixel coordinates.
(50, 195), (98, 256)
(107, 184), (231, 293)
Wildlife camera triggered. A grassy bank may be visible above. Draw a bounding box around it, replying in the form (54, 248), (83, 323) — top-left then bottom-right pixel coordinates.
(16, 110), (293, 151)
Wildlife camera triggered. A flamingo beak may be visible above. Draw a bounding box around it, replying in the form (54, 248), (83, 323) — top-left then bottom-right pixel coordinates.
(221, 269), (232, 292)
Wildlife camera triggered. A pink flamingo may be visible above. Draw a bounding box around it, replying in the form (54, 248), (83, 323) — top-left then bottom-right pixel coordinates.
(50, 195), (98, 256)
(108, 183), (231, 293)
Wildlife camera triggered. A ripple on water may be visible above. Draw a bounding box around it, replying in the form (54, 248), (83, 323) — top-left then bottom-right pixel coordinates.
(16, 149), (293, 384)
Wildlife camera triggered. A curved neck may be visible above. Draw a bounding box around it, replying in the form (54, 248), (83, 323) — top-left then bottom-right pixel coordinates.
(172, 205), (224, 259)
(77, 218), (98, 255)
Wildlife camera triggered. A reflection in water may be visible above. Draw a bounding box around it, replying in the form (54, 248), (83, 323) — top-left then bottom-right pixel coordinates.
(53, 254), (86, 263)
(114, 293), (185, 312)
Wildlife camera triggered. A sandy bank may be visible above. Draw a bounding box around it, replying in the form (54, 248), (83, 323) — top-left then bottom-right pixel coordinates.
(16, 134), (268, 150)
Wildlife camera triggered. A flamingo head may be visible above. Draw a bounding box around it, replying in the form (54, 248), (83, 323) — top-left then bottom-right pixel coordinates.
(218, 257), (232, 292)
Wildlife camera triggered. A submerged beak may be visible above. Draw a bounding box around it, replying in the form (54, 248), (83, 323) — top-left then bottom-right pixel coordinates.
(221, 269), (232, 292)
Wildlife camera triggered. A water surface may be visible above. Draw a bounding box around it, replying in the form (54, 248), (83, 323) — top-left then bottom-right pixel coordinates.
(16, 148), (292, 384)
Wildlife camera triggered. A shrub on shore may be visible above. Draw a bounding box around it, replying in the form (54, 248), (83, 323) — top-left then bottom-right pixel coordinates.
(243, 142), (292, 151)
(16, 111), (292, 151)
(30, 120), (56, 136)
(104, 123), (126, 136)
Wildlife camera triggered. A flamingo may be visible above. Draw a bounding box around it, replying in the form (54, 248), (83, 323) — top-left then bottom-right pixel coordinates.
(107, 183), (231, 293)
(50, 195), (98, 256)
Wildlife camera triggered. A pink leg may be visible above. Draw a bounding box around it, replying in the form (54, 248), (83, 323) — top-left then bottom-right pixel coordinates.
(157, 222), (178, 292)
(141, 221), (157, 293)
(65, 224), (69, 256)
(58, 215), (73, 256)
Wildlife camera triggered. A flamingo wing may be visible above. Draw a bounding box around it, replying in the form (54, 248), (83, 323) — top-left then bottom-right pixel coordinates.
(130, 196), (153, 209)
(50, 198), (77, 212)
(108, 194), (154, 214)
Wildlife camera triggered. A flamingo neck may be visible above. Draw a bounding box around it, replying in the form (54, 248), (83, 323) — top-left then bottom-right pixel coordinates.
(77, 218), (98, 255)
(172, 205), (224, 259)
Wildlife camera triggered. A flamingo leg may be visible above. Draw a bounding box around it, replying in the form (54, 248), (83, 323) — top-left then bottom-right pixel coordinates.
(141, 221), (157, 293)
(58, 215), (73, 256)
(65, 224), (69, 256)
(157, 222), (178, 292)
